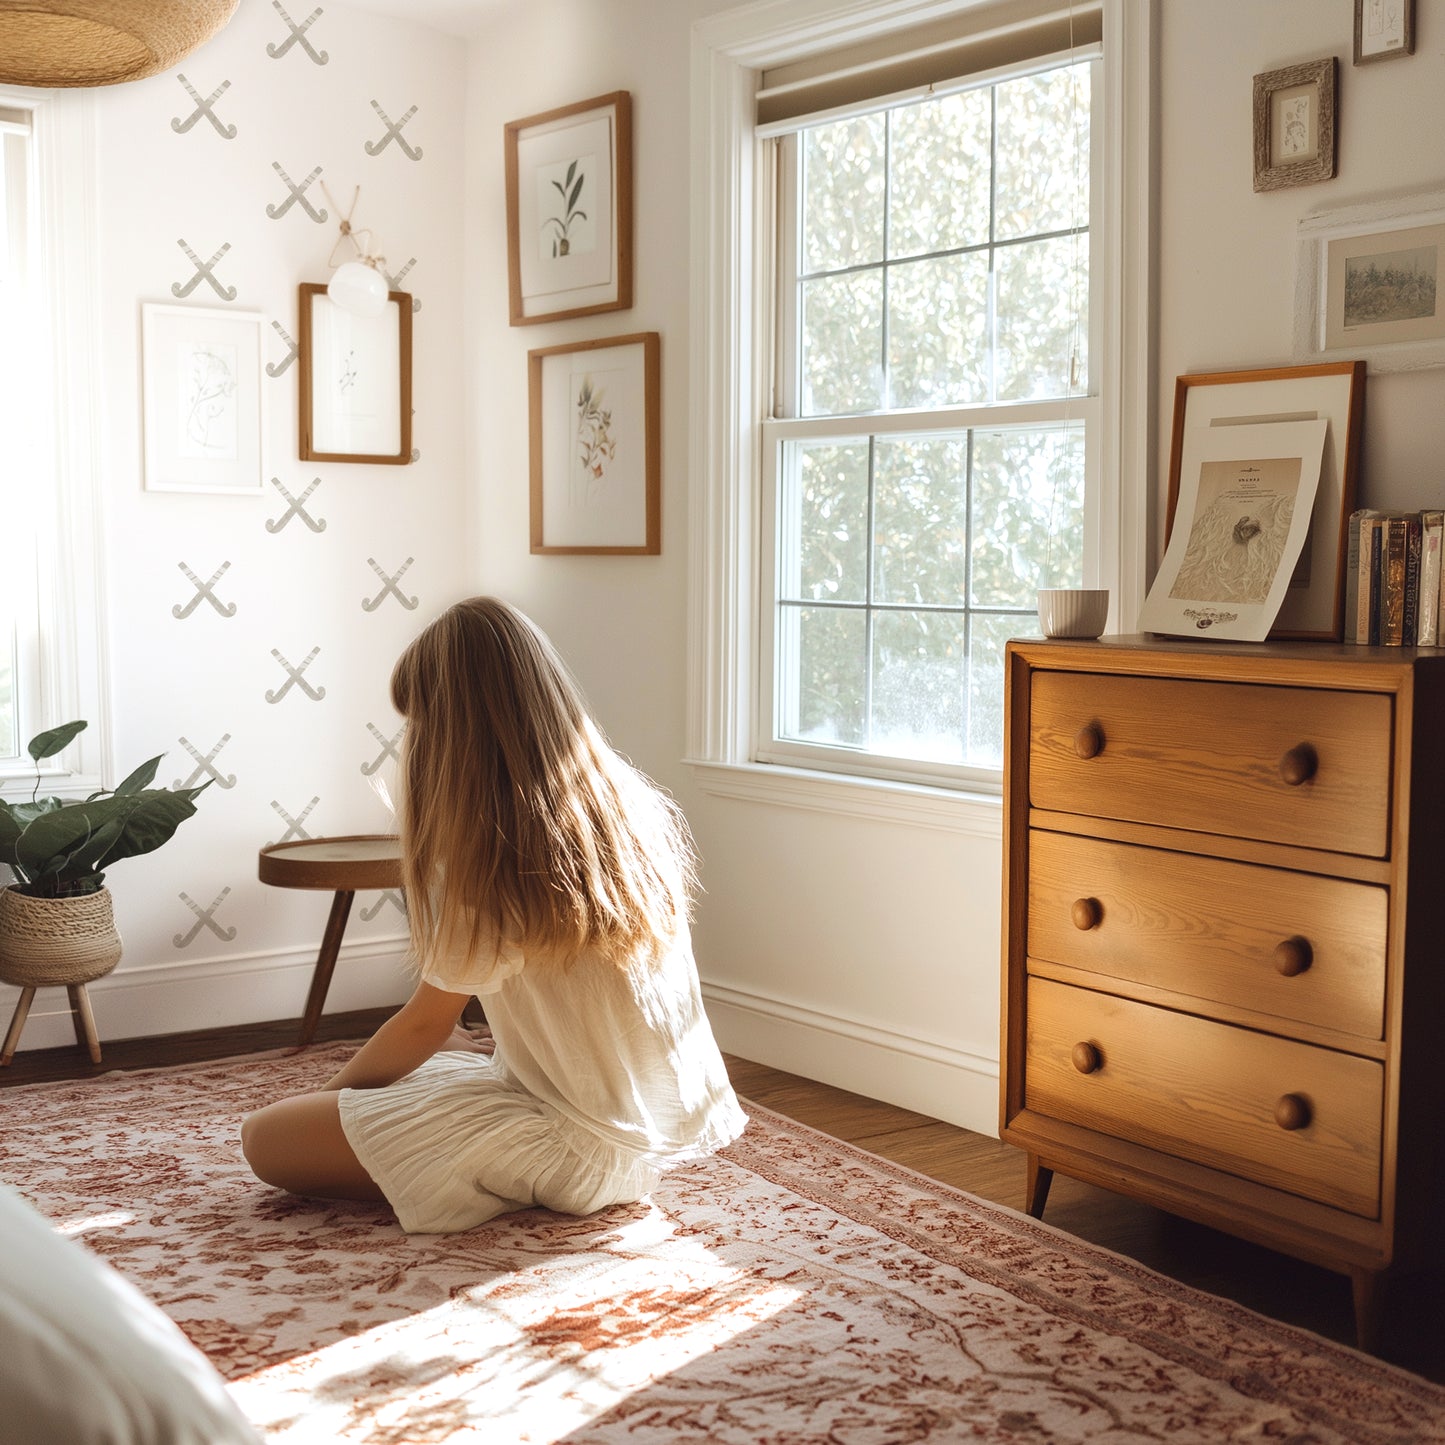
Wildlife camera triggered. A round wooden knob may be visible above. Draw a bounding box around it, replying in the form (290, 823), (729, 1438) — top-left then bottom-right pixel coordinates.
(1274, 1093), (1312, 1131)
(1074, 723), (1105, 759)
(1273, 936), (1313, 977)
(1072, 1041), (1102, 1075)
(1071, 897), (1102, 931)
(1278, 743), (1318, 786)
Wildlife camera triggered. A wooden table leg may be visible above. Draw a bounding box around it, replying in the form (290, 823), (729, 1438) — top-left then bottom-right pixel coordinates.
(68, 984), (102, 1064)
(298, 889), (354, 1046)
(1, 986), (36, 1066)
(1025, 1154), (1054, 1218)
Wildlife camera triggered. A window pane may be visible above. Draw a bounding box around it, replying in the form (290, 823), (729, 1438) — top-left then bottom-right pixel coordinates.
(779, 604), (867, 747)
(872, 435), (968, 605)
(994, 62), (1090, 242)
(994, 234), (1088, 401)
(886, 251), (989, 408)
(967, 612), (1033, 769)
(781, 440), (870, 603)
(971, 426), (1084, 606)
(872, 609), (966, 764)
(802, 114), (886, 274)
(887, 89), (991, 260)
(0, 620), (14, 760)
(801, 269), (883, 415)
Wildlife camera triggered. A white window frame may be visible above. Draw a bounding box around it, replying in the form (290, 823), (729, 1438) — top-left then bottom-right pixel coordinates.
(0, 84), (109, 800)
(686, 0), (1154, 827)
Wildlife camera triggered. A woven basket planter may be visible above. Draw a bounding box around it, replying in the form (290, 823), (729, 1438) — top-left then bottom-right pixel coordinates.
(0, 885), (123, 989)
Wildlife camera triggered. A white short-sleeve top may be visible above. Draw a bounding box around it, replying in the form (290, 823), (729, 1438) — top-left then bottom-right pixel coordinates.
(421, 921), (747, 1166)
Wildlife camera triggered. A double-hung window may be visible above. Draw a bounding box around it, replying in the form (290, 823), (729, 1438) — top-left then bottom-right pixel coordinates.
(0, 88), (105, 797)
(759, 40), (1097, 791)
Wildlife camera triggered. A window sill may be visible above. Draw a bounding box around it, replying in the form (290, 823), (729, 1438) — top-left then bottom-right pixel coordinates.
(684, 758), (1002, 837)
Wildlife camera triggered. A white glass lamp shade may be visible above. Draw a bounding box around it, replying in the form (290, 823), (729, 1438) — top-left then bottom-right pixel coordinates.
(328, 261), (389, 318)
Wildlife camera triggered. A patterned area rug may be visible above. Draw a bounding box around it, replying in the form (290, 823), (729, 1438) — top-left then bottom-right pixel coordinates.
(2, 1043), (1442, 1443)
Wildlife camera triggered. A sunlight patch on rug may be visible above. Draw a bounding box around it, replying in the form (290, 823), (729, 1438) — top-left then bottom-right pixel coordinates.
(231, 1244), (799, 1442)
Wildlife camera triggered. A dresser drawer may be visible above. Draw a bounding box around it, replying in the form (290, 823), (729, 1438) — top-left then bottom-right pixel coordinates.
(1028, 671), (1392, 856)
(1025, 978), (1383, 1217)
(1026, 831), (1387, 1039)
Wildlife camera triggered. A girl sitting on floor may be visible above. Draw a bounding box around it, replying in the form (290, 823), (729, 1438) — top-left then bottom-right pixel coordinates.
(241, 596), (746, 1233)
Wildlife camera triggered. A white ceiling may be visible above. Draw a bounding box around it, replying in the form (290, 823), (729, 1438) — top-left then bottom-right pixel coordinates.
(340, 0), (514, 38)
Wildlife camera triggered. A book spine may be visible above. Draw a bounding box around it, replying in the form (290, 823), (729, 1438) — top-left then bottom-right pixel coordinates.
(1343, 511), (1364, 643)
(1381, 516), (1409, 646)
(1420, 510), (1444, 646)
(1402, 515), (1422, 646)
(1367, 518), (1384, 646)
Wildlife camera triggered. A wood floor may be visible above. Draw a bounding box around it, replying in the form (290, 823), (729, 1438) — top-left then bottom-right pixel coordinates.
(4, 1012), (1441, 1386)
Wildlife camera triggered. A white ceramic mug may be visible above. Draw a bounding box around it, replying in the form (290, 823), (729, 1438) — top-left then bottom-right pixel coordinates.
(1037, 588), (1109, 639)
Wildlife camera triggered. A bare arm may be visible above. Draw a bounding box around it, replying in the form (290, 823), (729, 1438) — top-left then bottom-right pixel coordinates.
(322, 979), (472, 1091)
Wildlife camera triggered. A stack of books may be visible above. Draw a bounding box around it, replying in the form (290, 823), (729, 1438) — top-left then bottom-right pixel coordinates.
(1344, 509), (1444, 646)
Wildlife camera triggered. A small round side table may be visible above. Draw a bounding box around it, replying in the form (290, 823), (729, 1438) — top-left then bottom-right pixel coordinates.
(258, 835), (403, 1045)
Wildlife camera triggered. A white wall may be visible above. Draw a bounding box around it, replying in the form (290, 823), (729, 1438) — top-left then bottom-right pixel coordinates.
(6, 0), (468, 1051)
(1157, 0), (1445, 515)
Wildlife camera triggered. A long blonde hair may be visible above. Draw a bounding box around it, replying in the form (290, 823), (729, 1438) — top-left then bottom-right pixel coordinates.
(389, 596), (696, 972)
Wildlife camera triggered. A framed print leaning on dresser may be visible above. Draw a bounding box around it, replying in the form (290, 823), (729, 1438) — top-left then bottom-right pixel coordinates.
(1164, 362), (1365, 640)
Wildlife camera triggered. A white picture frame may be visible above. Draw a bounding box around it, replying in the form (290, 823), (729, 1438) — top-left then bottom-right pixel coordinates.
(142, 303), (264, 494)
(1295, 188), (1445, 372)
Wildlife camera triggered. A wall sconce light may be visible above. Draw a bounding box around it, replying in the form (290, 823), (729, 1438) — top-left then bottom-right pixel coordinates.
(0, 0), (238, 88)
(323, 183), (388, 319)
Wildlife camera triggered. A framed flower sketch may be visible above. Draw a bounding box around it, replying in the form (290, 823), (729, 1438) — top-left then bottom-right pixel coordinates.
(505, 91), (633, 327)
(1160, 362), (1365, 641)
(1355, 0), (1414, 64)
(297, 283), (412, 465)
(1294, 187), (1445, 371)
(142, 303), (264, 494)
(528, 332), (659, 555)
(1252, 58), (1337, 193)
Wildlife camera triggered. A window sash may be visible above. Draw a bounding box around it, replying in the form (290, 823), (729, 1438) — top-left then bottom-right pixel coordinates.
(759, 51), (1100, 790)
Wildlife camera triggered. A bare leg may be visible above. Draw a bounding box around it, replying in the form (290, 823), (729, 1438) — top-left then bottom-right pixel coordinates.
(240, 1092), (387, 1204)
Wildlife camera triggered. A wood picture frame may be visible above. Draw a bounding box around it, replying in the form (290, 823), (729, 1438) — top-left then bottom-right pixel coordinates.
(528, 332), (660, 555)
(142, 302), (264, 494)
(1294, 187), (1445, 372)
(297, 282), (412, 465)
(1164, 362), (1366, 641)
(505, 91), (632, 327)
(1355, 0), (1414, 64)
(1253, 58), (1337, 193)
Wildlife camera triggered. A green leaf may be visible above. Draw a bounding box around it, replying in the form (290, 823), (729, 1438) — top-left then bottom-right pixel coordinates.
(112, 755), (162, 797)
(14, 784), (208, 890)
(567, 176), (584, 212)
(564, 160), (577, 188)
(27, 720), (87, 763)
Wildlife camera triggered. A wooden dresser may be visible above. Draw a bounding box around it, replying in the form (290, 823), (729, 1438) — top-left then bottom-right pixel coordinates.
(1000, 636), (1445, 1348)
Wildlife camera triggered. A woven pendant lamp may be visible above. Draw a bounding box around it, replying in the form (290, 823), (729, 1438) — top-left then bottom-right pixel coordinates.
(0, 0), (239, 88)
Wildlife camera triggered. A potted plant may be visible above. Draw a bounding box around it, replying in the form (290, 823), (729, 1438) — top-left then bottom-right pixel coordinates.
(0, 720), (209, 999)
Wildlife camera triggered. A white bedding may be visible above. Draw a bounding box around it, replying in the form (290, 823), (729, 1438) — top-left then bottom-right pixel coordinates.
(0, 1182), (259, 1444)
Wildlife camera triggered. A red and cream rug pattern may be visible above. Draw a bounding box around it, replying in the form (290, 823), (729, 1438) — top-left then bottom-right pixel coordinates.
(2, 1042), (1442, 1442)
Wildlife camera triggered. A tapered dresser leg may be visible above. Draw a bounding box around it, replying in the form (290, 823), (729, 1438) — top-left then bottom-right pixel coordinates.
(1350, 1266), (1384, 1353)
(1025, 1154), (1054, 1218)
